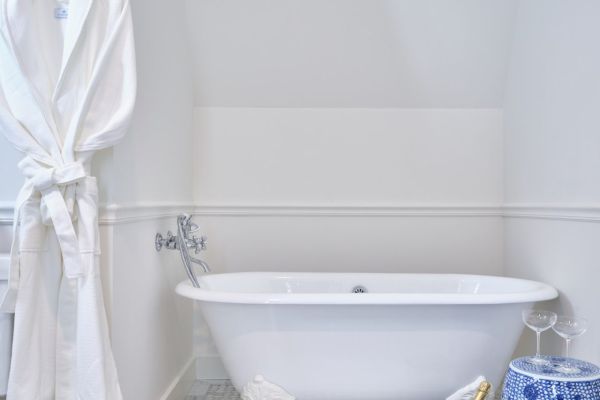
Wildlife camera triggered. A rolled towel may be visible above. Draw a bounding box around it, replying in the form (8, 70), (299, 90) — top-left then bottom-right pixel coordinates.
(446, 376), (493, 400)
(241, 374), (491, 400)
(241, 375), (295, 400)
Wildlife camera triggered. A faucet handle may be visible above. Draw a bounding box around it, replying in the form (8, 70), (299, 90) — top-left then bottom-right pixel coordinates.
(178, 214), (199, 233)
(193, 235), (208, 253)
(187, 222), (200, 234)
(155, 231), (177, 251)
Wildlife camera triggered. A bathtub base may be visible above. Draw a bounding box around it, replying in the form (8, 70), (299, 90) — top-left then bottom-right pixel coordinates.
(176, 272), (558, 400)
(201, 303), (524, 400)
(185, 377), (497, 400)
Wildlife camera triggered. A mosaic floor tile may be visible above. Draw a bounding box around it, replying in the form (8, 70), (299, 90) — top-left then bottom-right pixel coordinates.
(184, 378), (503, 399)
(185, 380), (241, 400)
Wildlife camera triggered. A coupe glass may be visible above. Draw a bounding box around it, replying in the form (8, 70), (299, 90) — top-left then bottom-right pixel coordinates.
(522, 310), (557, 365)
(552, 315), (588, 373)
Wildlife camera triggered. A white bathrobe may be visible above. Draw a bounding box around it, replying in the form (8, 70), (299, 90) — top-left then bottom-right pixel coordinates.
(0, 0), (136, 398)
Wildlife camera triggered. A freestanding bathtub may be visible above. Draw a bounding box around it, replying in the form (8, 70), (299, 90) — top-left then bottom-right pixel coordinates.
(176, 272), (558, 400)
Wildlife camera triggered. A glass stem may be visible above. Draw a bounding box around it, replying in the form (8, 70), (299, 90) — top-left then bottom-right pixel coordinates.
(536, 331), (541, 358)
(565, 338), (571, 358)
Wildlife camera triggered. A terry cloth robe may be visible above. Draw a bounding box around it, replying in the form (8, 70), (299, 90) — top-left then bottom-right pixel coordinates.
(0, 0), (136, 398)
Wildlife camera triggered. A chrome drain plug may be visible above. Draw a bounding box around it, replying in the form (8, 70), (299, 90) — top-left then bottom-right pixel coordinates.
(351, 285), (368, 293)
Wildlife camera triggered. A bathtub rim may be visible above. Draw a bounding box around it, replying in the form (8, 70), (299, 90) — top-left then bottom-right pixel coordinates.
(175, 272), (558, 305)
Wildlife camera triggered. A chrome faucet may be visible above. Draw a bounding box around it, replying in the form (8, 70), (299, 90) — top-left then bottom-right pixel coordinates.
(155, 214), (209, 287)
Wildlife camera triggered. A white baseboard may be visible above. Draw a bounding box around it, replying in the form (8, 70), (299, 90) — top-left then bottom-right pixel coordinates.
(158, 355), (229, 400)
(196, 355), (228, 380)
(159, 356), (197, 400)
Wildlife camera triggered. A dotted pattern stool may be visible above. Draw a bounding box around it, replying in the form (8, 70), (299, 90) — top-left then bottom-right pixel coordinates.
(502, 356), (600, 400)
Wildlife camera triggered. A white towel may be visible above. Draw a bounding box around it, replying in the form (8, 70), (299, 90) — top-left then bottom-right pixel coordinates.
(240, 374), (493, 400)
(446, 376), (494, 400)
(241, 375), (295, 400)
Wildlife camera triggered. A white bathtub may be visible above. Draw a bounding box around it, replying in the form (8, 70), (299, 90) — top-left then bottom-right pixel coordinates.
(176, 272), (557, 400)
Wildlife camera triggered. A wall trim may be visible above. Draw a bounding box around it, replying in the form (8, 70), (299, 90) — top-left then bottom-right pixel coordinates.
(0, 201), (196, 226)
(503, 204), (600, 223)
(0, 202), (13, 225)
(2, 202), (600, 224)
(159, 356), (197, 400)
(193, 204), (504, 217)
(99, 202), (196, 225)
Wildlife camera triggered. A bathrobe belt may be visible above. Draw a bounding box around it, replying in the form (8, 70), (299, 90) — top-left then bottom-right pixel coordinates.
(0, 156), (92, 312)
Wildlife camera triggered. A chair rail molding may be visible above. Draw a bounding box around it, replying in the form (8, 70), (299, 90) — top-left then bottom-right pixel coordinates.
(0, 201), (196, 226)
(99, 202), (196, 224)
(0, 202), (14, 225)
(2, 202), (600, 225)
(503, 204), (600, 223)
(192, 204), (504, 217)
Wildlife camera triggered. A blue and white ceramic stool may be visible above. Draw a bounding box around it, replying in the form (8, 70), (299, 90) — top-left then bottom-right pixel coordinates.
(502, 356), (600, 400)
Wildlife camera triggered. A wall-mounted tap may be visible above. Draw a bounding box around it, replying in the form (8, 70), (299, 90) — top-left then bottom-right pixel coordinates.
(155, 214), (210, 287)
(155, 231), (177, 251)
(176, 214), (208, 253)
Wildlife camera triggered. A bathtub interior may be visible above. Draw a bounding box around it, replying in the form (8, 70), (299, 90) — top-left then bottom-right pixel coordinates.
(197, 272), (550, 295)
(174, 272), (557, 306)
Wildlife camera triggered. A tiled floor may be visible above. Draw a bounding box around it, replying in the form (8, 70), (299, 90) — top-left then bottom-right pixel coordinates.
(185, 380), (241, 400)
(183, 379), (503, 400)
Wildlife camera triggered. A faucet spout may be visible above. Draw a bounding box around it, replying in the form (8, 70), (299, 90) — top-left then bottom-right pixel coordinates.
(190, 256), (211, 273)
(155, 214), (210, 287)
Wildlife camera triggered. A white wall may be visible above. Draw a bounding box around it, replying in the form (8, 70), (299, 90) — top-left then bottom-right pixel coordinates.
(110, 219), (194, 400)
(194, 108), (503, 205)
(193, 106), (505, 274)
(504, 1), (600, 204)
(107, 0), (197, 398)
(504, 0), (600, 363)
(191, 107), (506, 374)
(192, 107), (505, 277)
(196, 214), (504, 275)
(185, 0), (517, 108)
(112, 2), (195, 205)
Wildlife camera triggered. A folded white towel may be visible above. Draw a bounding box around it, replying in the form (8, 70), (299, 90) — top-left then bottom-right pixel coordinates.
(446, 376), (493, 400)
(241, 375), (295, 400)
(240, 374), (492, 400)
